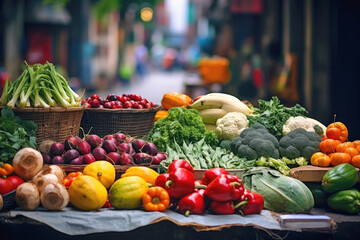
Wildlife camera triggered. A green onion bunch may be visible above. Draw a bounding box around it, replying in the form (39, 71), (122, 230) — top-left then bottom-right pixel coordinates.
(0, 61), (81, 108)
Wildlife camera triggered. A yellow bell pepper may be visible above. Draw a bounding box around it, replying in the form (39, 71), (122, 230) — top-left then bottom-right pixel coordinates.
(121, 166), (159, 186)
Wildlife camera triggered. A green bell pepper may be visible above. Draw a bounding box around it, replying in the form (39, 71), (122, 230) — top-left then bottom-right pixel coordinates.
(327, 189), (360, 215)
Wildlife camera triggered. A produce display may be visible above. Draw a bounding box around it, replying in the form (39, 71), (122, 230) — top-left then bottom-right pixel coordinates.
(1, 86), (360, 235)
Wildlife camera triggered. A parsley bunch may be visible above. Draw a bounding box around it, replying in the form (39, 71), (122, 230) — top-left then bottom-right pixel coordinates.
(0, 106), (37, 163)
(247, 96), (308, 140)
(148, 107), (219, 152)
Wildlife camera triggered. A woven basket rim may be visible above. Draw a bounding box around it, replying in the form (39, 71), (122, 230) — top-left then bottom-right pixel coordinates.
(84, 104), (161, 113)
(0, 105), (86, 113)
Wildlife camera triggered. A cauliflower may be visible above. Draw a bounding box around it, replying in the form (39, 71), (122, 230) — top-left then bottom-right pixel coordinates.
(282, 116), (327, 136)
(215, 112), (249, 140)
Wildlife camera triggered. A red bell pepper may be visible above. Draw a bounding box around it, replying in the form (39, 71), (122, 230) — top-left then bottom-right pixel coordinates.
(202, 168), (229, 185)
(155, 173), (170, 189)
(178, 191), (206, 216)
(165, 168), (195, 199)
(205, 174), (244, 202)
(0, 177), (14, 195)
(167, 159), (194, 173)
(210, 200), (235, 215)
(235, 189), (264, 215)
(194, 179), (204, 186)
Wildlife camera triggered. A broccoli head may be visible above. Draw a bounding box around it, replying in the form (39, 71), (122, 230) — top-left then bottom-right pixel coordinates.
(279, 128), (321, 160)
(230, 123), (279, 160)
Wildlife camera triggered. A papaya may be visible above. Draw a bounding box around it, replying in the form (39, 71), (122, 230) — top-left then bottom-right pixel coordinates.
(109, 176), (149, 210)
(68, 175), (107, 211)
(321, 163), (358, 193)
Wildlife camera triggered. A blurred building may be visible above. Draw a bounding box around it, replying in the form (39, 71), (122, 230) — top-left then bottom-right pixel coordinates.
(1, 0), (360, 138)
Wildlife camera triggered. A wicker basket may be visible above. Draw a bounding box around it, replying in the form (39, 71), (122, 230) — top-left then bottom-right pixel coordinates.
(80, 105), (161, 138)
(5, 106), (85, 145)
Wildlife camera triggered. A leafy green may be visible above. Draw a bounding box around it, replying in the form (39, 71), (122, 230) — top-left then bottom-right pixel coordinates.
(148, 107), (219, 152)
(0, 106), (37, 163)
(247, 96), (308, 140)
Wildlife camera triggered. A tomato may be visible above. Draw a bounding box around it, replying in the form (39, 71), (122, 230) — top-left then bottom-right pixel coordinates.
(0, 178), (14, 195)
(7, 176), (24, 189)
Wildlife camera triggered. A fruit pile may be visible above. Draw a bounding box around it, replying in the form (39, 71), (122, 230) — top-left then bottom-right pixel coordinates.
(311, 121), (360, 168)
(82, 94), (154, 109)
(39, 133), (167, 165)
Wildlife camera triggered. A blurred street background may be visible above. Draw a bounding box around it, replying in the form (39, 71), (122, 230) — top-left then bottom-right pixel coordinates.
(1, 0), (360, 137)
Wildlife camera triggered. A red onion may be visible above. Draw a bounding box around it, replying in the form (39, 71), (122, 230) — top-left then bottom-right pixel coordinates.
(64, 136), (78, 150)
(103, 135), (114, 141)
(118, 143), (131, 153)
(132, 139), (147, 153)
(157, 152), (168, 160)
(51, 142), (65, 156)
(151, 155), (162, 165)
(93, 147), (107, 160)
(63, 149), (80, 163)
(113, 133), (127, 143)
(85, 134), (103, 149)
(133, 153), (152, 164)
(52, 156), (65, 164)
(142, 142), (158, 156)
(107, 152), (121, 165)
(70, 156), (84, 165)
(119, 153), (133, 165)
(83, 153), (96, 164)
(77, 141), (91, 155)
(102, 139), (118, 153)
(42, 154), (52, 164)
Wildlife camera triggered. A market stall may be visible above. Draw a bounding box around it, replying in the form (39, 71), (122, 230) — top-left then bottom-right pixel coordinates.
(1, 62), (359, 240)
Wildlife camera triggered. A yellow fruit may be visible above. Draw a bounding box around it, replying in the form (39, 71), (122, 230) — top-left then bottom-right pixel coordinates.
(68, 175), (107, 211)
(83, 161), (115, 189)
(109, 176), (149, 209)
(121, 166), (159, 185)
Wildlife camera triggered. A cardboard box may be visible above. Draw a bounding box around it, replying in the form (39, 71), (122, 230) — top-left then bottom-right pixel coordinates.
(289, 165), (360, 182)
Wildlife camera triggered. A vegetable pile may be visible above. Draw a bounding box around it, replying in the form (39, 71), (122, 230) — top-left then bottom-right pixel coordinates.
(230, 123), (280, 160)
(0, 106), (37, 163)
(148, 107), (219, 152)
(0, 61), (81, 108)
(40, 132), (167, 166)
(308, 163), (360, 215)
(161, 138), (255, 170)
(155, 160), (264, 216)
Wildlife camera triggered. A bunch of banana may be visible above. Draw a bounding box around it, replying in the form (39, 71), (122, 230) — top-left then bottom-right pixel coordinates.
(189, 93), (253, 130)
